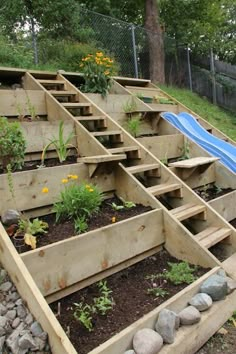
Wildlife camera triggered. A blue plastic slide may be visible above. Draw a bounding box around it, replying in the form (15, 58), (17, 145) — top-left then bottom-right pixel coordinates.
(161, 112), (236, 173)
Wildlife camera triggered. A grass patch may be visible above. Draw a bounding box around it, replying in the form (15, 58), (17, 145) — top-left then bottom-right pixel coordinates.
(159, 85), (236, 141)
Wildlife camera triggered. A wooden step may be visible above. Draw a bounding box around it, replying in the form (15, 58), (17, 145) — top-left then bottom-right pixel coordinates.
(50, 90), (77, 96)
(126, 163), (160, 174)
(171, 203), (207, 221)
(147, 183), (182, 197)
(75, 115), (106, 122)
(222, 253), (236, 279)
(92, 130), (122, 137)
(125, 86), (158, 92)
(62, 103), (91, 109)
(77, 154), (126, 163)
(38, 79), (65, 85)
(169, 157), (219, 169)
(149, 103), (178, 113)
(195, 227), (231, 249)
(108, 146), (140, 154)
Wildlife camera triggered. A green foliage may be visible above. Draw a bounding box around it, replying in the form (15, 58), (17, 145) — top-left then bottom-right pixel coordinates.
(159, 85), (236, 141)
(0, 35), (33, 69)
(0, 117), (26, 171)
(53, 182), (103, 223)
(73, 280), (113, 331)
(18, 218), (48, 235)
(163, 262), (197, 285)
(74, 216), (88, 234)
(111, 198), (136, 211)
(6, 164), (15, 200)
(178, 140), (190, 161)
(41, 121), (75, 164)
(122, 97), (137, 113)
(126, 116), (141, 138)
(147, 287), (169, 298)
(111, 202), (124, 211)
(73, 303), (94, 331)
(80, 52), (116, 97)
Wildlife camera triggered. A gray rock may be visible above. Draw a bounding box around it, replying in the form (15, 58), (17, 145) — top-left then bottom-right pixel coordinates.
(0, 326), (6, 336)
(12, 317), (21, 329)
(6, 310), (17, 321)
(189, 293), (213, 312)
(217, 269), (226, 278)
(155, 309), (179, 344)
(25, 313), (34, 325)
(124, 351), (136, 354)
(38, 331), (48, 341)
(6, 292), (20, 302)
(0, 269), (7, 281)
(33, 336), (47, 350)
(31, 321), (43, 337)
(7, 302), (15, 309)
(226, 277), (236, 294)
(6, 322), (25, 353)
(200, 274), (227, 301)
(18, 332), (37, 350)
(15, 299), (23, 306)
(0, 281), (13, 292)
(133, 328), (163, 354)
(0, 335), (5, 351)
(1, 209), (21, 226)
(17, 305), (27, 319)
(179, 306), (201, 325)
(0, 316), (7, 328)
(0, 304), (7, 316)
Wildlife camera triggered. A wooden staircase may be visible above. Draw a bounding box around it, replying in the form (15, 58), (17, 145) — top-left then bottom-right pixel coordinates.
(32, 73), (236, 273)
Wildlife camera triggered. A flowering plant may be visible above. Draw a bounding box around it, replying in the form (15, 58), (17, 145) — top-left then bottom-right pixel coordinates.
(80, 52), (116, 97)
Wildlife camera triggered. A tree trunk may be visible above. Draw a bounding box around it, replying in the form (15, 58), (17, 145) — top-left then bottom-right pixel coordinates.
(145, 0), (165, 83)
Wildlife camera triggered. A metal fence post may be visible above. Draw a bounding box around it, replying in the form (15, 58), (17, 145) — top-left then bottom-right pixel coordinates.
(187, 45), (192, 91)
(210, 48), (217, 105)
(131, 25), (138, 78)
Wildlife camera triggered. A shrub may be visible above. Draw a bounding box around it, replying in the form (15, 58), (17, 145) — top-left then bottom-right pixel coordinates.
(0, 117), (26, 171)
(163, 261), (197, 285)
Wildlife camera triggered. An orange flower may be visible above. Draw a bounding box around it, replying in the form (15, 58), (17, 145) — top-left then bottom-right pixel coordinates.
(111, 216), (116, 223)
(42, 187), (49, 194)
(96, 52), (103, 57)
(104, 70), (110, 76)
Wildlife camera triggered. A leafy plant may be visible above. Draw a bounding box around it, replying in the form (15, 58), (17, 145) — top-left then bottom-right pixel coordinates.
(74, 215), (88, 234)
(41, 121), (75, 165)
(73, 303), (94, 331)
(163, 262), (197, 285)
(80, 52), (116, 97)
(122, 97), (137, 113)
(6, 164), (15, 200)
(26, 94), (38, 120)
(111, 202), (124, 211)
(178, 140), (190, 160)
(147, 287), (169, 298)
(94, 281), (113, 315)
(17, 217), (48, 249)
(0, 116), (26, 171)
(121, 198), (136, 209)
(154, 96), (175, 105)
(53, 182), (103, 223)
(126, 116), (141, 137)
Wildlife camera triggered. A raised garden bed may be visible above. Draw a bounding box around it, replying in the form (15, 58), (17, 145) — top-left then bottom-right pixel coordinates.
(50, 250), (208, 354)
(194, 186), (234, 202)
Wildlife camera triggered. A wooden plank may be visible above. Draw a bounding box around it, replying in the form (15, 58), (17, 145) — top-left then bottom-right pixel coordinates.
(21, 121), (76, 153)
(0, 90), (46, 116)
(62, 102), (91, 108)
(21, 209), (164, 297)
(38, 79), (65, 85)
(50, 90), (77, 96)
(194, 227), (220, 242)
(137, 135), (184, 159)
(148, 103), (178, 113)
(169, 157), (219, 168)
(78, 154), (126, 163)
(46, 245), (163, 303)
(222, 252), (236, 279)
(0, 163), (115, 215)
(209, 191), (236, 222)
(126, 163), (160, 174)
(108, 146), (140, 154)
(200, 228), (231, 248)
(92, 130), (122, 136)
(88, 268), (226, 354)
(0, 223), (77, 354)
(147, 183), (182, 196)
(171, 203), (207, 221)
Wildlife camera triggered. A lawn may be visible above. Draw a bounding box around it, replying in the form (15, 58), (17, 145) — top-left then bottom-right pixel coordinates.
(160, 85), (236, 141)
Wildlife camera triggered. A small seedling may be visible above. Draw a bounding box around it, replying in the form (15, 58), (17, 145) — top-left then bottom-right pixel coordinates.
(147, 287), (169, 298)
(111, 202), (124, 211)
(126, 116), (141, 137)
(73, 303), (94, 331)
(119, 197), (136, 209)
(122, 97), (137, 113)
(17, 217), (48, 249)
(163, 261), (197, 285)
(74, 216), (88, 234)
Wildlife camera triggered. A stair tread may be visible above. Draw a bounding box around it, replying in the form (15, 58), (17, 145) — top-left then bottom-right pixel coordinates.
(38, 79), (65, 84)
(62, 102), (91, 107)
(108, 146), (139, 153)
(196, 227), (231, 249)
(50, 90), (77, 95)
(125, 86), (158, 91)
(147, 183), (182, 196)
(75, 115), (106, 121)
(222, 253), (236, 277)
(171, 203), (206, 221)
(169, 157), (219, 168)
(126, 163), (160, 174)
(92, 130), (122, 136)
(77, 154), (126, 163)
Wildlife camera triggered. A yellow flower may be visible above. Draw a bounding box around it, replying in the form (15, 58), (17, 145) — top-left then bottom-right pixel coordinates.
(104, 70), (110, 76)
(67, 174), (73, 179)
(62, 178), (69, 184)
(96, 52), (103, 57)
(111, 216), (116, 223)
(71, 175), (78, 180)
(89, 188), (94, 192)
(109, 59), (113, 63)
(85, 184), (90, 189)
(79, 63), (84, 67)
(42, 187), (49, 194)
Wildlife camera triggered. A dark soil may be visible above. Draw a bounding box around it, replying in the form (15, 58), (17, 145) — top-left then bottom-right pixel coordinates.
(138, 133), (159, 137)
(196, 322), (236, 354)
(14, 197), (152, 253)
(50, 250), (208, 354)
(230, 219), (236, 229)
(0, 155), (78, 175)
(194, 187), (234, 202)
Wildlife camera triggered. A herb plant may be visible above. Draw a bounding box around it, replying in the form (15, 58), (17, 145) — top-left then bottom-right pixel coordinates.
(73, 303), (94, 332)
(122, 97), (137, 113)
(80, 52), (116, 97)
(0, 116), (26, 171)
(147, 287), (169, 298)
(17, 217), (48, 249)
(126, 115), (141, 137)
(74, 215), (88, 234)
(41, 121), (75, 165)
(94, 281), (113, 315)
(163, 262), (197, 285)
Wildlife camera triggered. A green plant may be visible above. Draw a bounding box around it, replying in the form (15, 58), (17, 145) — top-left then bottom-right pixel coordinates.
(121, 199), (136, 209)
(213, 184), (222, 194)
(6, 164), (15, 200)
(147, 287), (169, 298)
(74, 215), (88, 234)
(17, 217), (48, 249)
(178, 140), (190, 160)
(111, 202), (124, 211)
(163, 262), (197, 285)
(80, 52), (116, 97)
(73, 303), (94, 331)
(94, 281), (113, 315)
(0, 116), (26, 171)
(26, 94), (38, 120)
(122, 97), (137, 113)
(41, 121), (75, 164)
(53, 182), (103, 223)
(126, 116), (141, 137)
